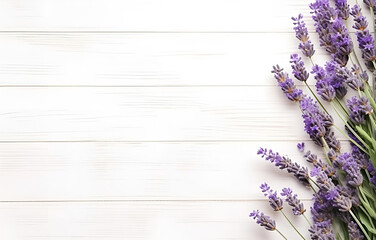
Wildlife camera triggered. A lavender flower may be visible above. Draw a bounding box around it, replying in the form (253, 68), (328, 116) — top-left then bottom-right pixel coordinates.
(305, 151), (318, 164)
(299, 96), (338, 151)
(249, 210), (276, 231)
(331, 18), (353, 66)
(258, 148), (310, 186)
(325, 60), (348, 98)
(271, 65), (303, 101)
(336, 153), (364, 187)
(348, 221), (365, 240)
(310, 0), (337, 54)
(337, 64), (364, 91)
(351, 5), (376, 69)
(312, 65), (336, 102)
(309, 220), (335, 240)
(334, 0), (350, 20)
(347, 96), (373, 124)
(297, 142), (305, 152)
(260, 183), (284, 211)
(290, 54), (309, 81)
(364, 0), (376, 8)
(281, 188), (306, 215)
(292, 14), (315, 57)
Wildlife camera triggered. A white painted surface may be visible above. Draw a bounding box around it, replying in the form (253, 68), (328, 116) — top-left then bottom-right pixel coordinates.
(0, 0), (357, 239)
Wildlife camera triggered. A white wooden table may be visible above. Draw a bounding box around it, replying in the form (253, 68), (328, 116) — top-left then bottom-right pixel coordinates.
(0, 0), (357, 239)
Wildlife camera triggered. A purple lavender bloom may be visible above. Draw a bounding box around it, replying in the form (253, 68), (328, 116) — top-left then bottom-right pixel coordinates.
(249, 210), (276, 231)
(316, 172), (336, 192)
(337, 65), (364, 91)
(305, 150), (318, 164)
(325, 129), (341, 152)
(330, 18), (353, 66)
(334, 0), (350, 20)
(347, 96), (373, 124)
(300, 96), (337, 150)
(271, 65), (303, 102)
(311, 0), (352, 65)
(312, 65), (336, 102)
(260, 183), (284, 211)
(364, 0), (376, 8)
(333, 193), (352, 212)
(292, 14), (315, 57)
(310, 0), (337, 54)
(348, 221), (364, 239)
(351, 64), (368, 88)
(337, 153), (364, 187)
(297, 142), (305, 152)
(258, 148), (290, 170)
(309, 220), (335, 240)
(258, 148), (310, 186)
(327, 149), (338, 162)
(290, 54), (309, 81)
(281, 188), (306, 215)
(351, 5), (376, 69)
(325, 60), (348, 98)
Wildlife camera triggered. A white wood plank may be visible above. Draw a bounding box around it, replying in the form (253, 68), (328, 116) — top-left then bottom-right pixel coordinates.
(0, 0), (368, 32)
(0, 0), (324, 32)
(0, 86), (349, 141)
(0, 200), (311, 240)
(0, 33), (330, 86)
(0, 141), (334, 201)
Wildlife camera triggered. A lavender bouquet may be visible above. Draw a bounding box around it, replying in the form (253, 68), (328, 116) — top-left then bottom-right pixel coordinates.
(250, 1), (376, 239)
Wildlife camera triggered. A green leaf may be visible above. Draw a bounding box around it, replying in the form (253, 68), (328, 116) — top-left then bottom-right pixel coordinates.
(358, 210), (376, 234)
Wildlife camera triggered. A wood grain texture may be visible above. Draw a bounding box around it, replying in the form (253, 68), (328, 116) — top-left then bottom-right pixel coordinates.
(0, 0), (368, 32)
(0, 201), (311, 240)
(0, 0), (359, 239)
(0, 140), (335, 201)
(0, 32), (330, 86)
(0, 86), (350, 141)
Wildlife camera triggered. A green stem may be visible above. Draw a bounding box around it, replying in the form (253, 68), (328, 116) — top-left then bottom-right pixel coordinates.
(360, 205), (376, 229)
(302, 213), (312, 226)
(334, 98), (349, 117)
(280, 210), (306, 240)
(369, 114), (376, 135)
(276, 228), (288, 240)
(309, 57), (315, 66)
(350, 209), (372, 240)
(333, 124), (369, 154)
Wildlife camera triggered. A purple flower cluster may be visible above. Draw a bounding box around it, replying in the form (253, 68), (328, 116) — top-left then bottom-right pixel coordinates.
(348, 221), (365, 240)
(351, 5), (376, 69)
(334, 0), (350, 20)
(311, 60), (348, 100)
(249, 210), (276, 231)
(255, 1), (376, 239)
(292, 14), (315, 57)
(271, 65), (303, 102)
(347, 96), (373, 124)
(299, 96), (341, 151)
(309, 220), (335, 240)
(258, 148), (310, 186)
(281, 188), (306, 215)
(310, 0), (353, 66)
(260, 183), (284, 211)
(290, 54), (309, 81)
(333, 153), (364, 187)
(312, 65), (336, 102)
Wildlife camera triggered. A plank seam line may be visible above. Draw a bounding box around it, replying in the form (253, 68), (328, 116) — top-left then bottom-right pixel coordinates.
(0, 199), (313, 203)
(0, 30), (365, 34)
(0, 85), (314, 88)
(0, 140), (347, 143)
